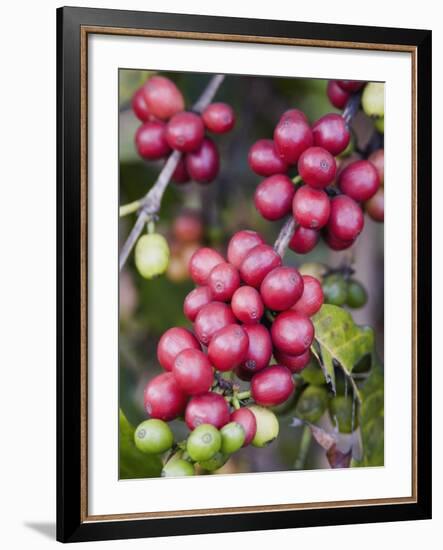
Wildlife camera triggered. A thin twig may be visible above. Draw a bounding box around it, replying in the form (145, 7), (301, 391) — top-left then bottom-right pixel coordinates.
(119, 74), (226, 270)
(342, 91), (362, 126)
(274, 217), (297, 258)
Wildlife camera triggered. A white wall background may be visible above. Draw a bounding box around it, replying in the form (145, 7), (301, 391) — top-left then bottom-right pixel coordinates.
(0, 0), (438, 548)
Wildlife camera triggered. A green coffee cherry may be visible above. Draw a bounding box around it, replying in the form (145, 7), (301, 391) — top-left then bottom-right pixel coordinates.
(134, 233), (170, 279)
(346, 279), (368, 308)
(322, 274), (348, 306)
(249, 405), (279, 448)
(220, 422), (245, 454)
(300, 359), (327, 386)
(187, 424), (221, 462)
(329, 395), (359, 434)
(362, 83), (384, 118)
(162, 458), (195, 477)
(374, 117), (384, 133)
(296, 386), (328, 423)
(271, 392), (297, 416)
(199, 452), (229, 472)
(298, 262), (327, 283)
(134, 419), (174, 455)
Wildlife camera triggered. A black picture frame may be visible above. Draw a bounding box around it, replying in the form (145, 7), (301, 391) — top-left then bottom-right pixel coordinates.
(57, 6), (432, 543)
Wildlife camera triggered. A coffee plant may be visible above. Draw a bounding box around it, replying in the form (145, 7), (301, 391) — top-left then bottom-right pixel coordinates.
(119, 73), (384, 478)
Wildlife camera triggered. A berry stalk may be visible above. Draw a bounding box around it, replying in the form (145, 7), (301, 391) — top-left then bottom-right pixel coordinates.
(119, 74), (226, 270)
(273, 217), (297, 258)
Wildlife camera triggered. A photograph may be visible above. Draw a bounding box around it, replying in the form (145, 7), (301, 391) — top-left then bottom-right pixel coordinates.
(118, 70), (385, 480)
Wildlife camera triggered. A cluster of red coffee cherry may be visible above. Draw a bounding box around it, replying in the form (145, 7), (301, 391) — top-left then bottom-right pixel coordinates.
(137, 230), (324, 475)
(249, 85), (383, 254)
(132, 75), (235, 184)
(327, 80), (384, 224)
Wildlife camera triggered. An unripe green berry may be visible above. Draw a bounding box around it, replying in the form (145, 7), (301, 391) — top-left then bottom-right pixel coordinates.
(296, 386), (328, 423)
(322, 274), (348, 306)
(300, 359), (326, 386)
(298, 262), (327, 283)
(374, 117), (384, 133)
(249, 405), (279, 448)
(346, 279), (368, 308)
(187, 424), (221, 462)
(329, 395), (359, 433)
(220, 422), (245, 454)
(271, 392), (297, 415)
(135, 233), (170, 279)
(362, 83), (384, 118)
(134, 418), (174, 454)
(162, 458), (195, 477)
(199, 452), (229, 472)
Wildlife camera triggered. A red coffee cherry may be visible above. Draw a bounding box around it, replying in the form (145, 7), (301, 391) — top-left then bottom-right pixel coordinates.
(291, 275), (324, 317)
(368, 149), (384, 185)
(241, 324), (273, 374)
(323, 231), (355, 251)
(172, 212), (203, 243)
(172, 158), (191, 184)
(289, 226), (319, 254)
(254, 175), (295, 221)
(271, 310), (314, 355)
(274, 349), (311, 373)
(251, 365), (294, 406)
(248, 139), (288, 177)
(208, 262), (241, 302)
(166, 112), (205, 152)
(132, 86), (153, 122)
(202, 102), (235, 133)
(142, 76), (185, 120)
(208, 324), (249, 371)
(185, 392), (230, 430)
(189, 247), (224, 285)
(260, 266), (304, 311)
(312, 114), (350, 156)
(230, 408), (257, 446)
(297, 146), (336, 189)
(172, 348), (214, 395)
(336, 152), (363, 180)
(274, 115), (314, 164)
(292, 185), (331, 229)
(240, 244), (282, 288)
(194, 302), (236, 345)
(157, 327), (201, 371)
(227, 230), (265, 269)
(327, 195), (364, 242)
(336, 80), (365, 93)
(327, 80), (350, 110)
(339, 160), (380, 202)
(279, 108), (308, 123)
(234, 365), (254, 381)
(231, 286), (264, 324)
(185, 138), (220, 183)
(365, 187), (384, 222)
(183, 286), (213, 322)
(144, 372), (187, 421)
(135, 121), (171, 160)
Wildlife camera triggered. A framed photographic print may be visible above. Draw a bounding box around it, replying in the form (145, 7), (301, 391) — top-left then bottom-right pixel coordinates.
(57, 6), (432, 543)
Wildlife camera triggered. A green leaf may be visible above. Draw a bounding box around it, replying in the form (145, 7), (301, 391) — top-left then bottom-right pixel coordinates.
(119, 409), (163, 479)
(311, 304), (375, 395)
(311, 338), (336, 394)
(357, 362), (384, 467)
